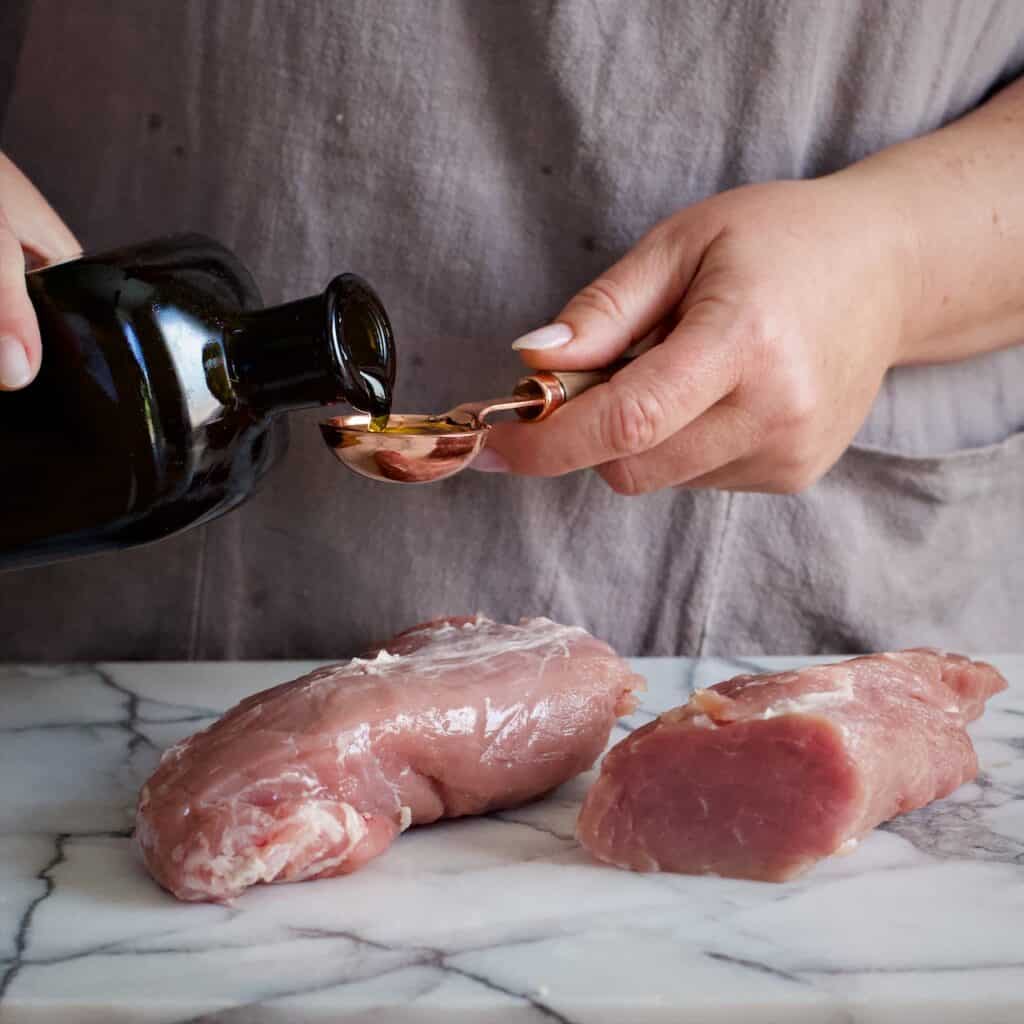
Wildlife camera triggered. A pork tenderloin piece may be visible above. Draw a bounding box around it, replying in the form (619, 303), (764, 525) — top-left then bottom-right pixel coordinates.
(136, 616), (642, 901)
(577, 649), (1006, 882)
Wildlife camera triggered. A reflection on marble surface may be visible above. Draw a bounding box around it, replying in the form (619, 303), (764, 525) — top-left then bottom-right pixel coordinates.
(0, 655), (1020, 1022)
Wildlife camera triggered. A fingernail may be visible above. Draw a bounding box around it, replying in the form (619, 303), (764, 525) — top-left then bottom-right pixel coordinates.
(511, 322), (573, 351)
(469, 448), (510, 473)
(0, 336), (32, 389)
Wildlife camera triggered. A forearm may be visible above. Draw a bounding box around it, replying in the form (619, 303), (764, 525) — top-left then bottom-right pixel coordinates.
(834, 75), (1024, 367)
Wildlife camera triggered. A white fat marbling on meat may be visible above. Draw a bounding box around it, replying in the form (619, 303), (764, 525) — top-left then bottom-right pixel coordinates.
(346, 650), (404, 675)
(237, 769), (320, 800)
(287, 802), (368, 881)
(753, 668), (855, 720)
(301, 617), (592, 700)
(176, 800), (368, 899)
(157, 738), (192, 768)
(180, 833), (275, 902)
(376, 616), (588, 678)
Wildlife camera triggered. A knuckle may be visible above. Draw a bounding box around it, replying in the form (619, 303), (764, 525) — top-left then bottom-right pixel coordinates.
(736, 296), (780, 355)
(573, 277), (629, 328)
(775, 371), (818, 429)
(735, 306), (820, 426)
(723, 401), (765, 454)
(599, 460), (646, 497)
(601, 389), (664, 456)
(0, 223), (24, 284)
(770, 460), (820, 494)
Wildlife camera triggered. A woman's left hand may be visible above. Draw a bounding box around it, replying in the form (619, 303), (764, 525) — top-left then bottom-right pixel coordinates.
(481, 175), (918, 495)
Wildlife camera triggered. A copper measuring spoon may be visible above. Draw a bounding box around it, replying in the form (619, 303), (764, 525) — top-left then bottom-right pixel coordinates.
(320, 368), (610, 484)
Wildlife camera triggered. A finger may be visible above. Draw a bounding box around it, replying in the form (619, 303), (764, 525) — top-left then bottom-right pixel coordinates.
(678, 464), (773, 492)
(680, 450), (828, 494)
(511, 216), (721, 371)
(596, 400), (761, 495)
(0, 153), (80, 263)
(0, 208), (41, 390)
(486, 305), (741, 476)
(0, 154), (79, 390)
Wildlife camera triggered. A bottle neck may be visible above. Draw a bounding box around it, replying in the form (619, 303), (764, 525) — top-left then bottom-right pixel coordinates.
(225, 274), (395, 416)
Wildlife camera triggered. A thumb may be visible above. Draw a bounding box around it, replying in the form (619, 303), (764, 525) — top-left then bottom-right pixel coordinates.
(510, 217), (718, 371)
(0, 209), (41, 391)
(0, 153), (80, 391)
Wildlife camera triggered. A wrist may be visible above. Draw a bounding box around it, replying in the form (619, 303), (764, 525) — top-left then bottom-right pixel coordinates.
(816, 165), (925, 369)
(825, 75), (1024, 368)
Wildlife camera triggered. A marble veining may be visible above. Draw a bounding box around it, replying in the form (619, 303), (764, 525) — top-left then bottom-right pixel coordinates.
(0, 655), (1020, 1022)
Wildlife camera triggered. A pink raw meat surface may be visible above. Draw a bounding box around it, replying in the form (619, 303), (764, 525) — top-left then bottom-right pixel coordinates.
(136, 616), (642, 901)
(577, 649), (1006, 882)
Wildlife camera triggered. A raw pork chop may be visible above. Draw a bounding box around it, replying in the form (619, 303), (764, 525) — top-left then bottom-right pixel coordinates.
(137, 616), (641, 901)
(577, 650), (1006, 882)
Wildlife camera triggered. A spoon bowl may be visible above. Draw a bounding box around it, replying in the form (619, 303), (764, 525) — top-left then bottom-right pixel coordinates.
(321, 368), (615, 484)
(320, 413), (488, 483)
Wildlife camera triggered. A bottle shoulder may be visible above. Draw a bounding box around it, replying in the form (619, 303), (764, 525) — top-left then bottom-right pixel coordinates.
(23, 236), (279, 520)
(30, 233), (263, 315)
(3, 235), (296, 571)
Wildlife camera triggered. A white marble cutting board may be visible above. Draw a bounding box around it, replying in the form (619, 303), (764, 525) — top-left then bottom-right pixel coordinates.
(0, 655), (1021, 1023)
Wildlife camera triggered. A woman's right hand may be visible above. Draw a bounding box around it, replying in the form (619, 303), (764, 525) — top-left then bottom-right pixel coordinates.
(0, 153), (80, 390)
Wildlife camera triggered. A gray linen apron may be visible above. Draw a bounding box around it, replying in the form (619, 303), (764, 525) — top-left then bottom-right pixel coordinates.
(1, 0), (1023, 659)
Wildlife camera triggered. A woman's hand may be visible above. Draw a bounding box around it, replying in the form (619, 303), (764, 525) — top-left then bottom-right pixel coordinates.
(0, 153), (80, 390)
(483, 75), (1024, 495)
(482, 176), (916, 494)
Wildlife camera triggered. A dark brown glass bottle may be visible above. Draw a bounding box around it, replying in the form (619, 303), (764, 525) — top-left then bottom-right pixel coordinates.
(0, 233), (395, 572)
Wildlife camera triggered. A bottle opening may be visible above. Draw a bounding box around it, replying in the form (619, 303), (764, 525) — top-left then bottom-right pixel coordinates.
(326, 274), (396, 419)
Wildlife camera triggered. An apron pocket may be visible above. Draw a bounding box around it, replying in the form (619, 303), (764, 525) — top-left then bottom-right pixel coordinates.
(699, 429), (1024, 655)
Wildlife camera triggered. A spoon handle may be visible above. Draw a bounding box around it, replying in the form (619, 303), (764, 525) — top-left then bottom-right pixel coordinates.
(514, 366), (619, 422)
